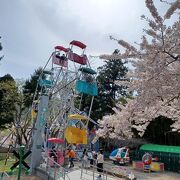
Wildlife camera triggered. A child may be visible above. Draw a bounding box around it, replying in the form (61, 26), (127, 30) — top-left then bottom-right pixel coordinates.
(66, 148), (76, 168)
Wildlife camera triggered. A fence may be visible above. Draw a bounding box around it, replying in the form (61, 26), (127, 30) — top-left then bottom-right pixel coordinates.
(40, 155), (70, 180)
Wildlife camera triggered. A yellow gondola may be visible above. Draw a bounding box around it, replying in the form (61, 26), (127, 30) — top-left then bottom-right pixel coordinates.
(64, 127), (87, 144)
(65, 114), (88, 144)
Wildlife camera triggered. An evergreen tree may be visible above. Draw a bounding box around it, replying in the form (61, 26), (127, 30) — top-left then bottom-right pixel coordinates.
(96, 50), (128, 117)
(0, 74), (18, 127)
(23, 67), (43, 107)
(76, 50), (128, 122)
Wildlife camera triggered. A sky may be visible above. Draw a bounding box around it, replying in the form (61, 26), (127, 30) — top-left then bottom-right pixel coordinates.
(0, 0), (169, 79)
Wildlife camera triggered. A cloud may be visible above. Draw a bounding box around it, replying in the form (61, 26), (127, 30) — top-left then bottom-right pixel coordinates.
(0, 0), (171, 78)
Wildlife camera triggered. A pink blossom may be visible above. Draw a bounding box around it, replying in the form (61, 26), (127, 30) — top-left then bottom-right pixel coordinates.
(164, 0), (180, 19)
(98, 0), (180, 139)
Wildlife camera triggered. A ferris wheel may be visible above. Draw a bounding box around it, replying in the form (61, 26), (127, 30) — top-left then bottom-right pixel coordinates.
(30, 40), (98, 170)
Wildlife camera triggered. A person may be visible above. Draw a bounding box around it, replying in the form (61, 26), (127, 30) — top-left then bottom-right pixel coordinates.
(66, 148), (76, 168)
(93, 151), (97, 160)
(82, 149), (88, 168)
(50, 146), (57, 163)
(55, 52), (61, 59)
(61, 54), (67, 61)
(96, 150), (104, 179)
(55, 53), (67, 63)
(90, 151), (96, 167)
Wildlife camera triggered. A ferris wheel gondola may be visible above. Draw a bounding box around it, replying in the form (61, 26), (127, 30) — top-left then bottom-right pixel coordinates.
(52, 46), (69, 68)
(38, 70), (54, 89)
(68, 40), (88, 65)
(76, 67), (98, 96)
(64, 114), (88, 144)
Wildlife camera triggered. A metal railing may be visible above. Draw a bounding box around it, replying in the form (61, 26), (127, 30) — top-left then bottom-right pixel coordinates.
(41, 155), (135, 180)
(40, 155), (70, 180)
(0, 171), (9, 180)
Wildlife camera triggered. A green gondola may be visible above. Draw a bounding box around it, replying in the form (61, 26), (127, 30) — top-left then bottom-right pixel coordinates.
(43, 70), (54, 75)
(38, 79), (53, 88)
(79, 67), (96, 75)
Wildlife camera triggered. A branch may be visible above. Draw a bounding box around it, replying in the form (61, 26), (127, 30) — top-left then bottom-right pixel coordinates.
(160, 0), (171, 5)
(163, 50), (179, 60)
(168, 43), (177, 52)
(0, 55), (4, 61)
(160, 26), (165, 48)
(164, 93), (180, 105)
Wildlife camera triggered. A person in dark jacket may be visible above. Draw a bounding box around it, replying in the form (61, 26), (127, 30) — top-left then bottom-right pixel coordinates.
(96, 150), (104, 179)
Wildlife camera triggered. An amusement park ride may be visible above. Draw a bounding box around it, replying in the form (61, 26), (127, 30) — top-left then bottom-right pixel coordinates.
(0, 40), (101, 180)
(29, 40), (98, 171)
(1, 40), (175, 180)
(133, 152), (164, 172)
(109, 147), (130, 165)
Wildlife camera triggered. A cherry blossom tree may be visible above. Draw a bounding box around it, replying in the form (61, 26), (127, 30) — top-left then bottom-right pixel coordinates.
(97, 0), (180, 139)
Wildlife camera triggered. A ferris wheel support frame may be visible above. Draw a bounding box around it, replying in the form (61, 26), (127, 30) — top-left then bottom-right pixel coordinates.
(30, 95), (49, 172)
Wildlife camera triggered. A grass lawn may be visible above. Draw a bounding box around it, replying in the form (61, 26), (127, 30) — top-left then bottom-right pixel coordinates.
(0, 159), (29, 178)
(0, 159), (16, 172)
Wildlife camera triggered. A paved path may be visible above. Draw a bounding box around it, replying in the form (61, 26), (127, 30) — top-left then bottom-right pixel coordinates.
(41, 161), (180, 180)
(67, 168), (119, 180)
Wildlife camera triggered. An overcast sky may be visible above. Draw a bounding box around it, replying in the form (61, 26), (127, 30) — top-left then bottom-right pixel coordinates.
(0, 0), (168, 79)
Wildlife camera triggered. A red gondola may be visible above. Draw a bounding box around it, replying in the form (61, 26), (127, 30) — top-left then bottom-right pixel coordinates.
(52, 46), (69, 67)
(47, 138), (65, 166)
(68, 40), (88, 65)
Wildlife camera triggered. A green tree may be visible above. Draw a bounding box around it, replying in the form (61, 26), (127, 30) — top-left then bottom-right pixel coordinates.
(77, 50), (128, 122)
(96, 57), (128, 116)
(0, 75), (29, 145)
(13, 79), (32, 145)
(0, 69), (43, 145)
(23, 67), (43, 107)
(0, 74), (18, 128)
(143, 116), (180, 146)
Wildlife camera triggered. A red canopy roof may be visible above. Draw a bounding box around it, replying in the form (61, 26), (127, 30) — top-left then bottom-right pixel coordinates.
(70, 40), (86, 49)
(55, 46), (69, 52)
(48, 138), (64, 144)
